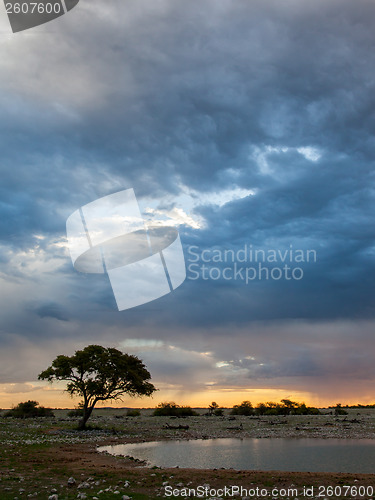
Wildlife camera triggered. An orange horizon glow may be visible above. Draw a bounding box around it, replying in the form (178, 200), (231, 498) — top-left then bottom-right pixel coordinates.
(1, 384), (374, 410)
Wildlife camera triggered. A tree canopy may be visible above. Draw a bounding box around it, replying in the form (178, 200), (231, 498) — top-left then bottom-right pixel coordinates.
(231, 399), (320, 416)
(38, 344), (156, 429)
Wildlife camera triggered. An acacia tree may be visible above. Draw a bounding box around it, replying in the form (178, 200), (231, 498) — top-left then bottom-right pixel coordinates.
(208, 401), (219, 416)
(38, 345), (156, 430)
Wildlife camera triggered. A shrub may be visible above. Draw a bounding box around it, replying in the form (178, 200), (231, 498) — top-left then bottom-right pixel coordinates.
(293, 403), (320, 415)
(67, 408), (84, 417)
(264, 408), (278, 416)
(231, 401), (254, 416)
(213, 408), (224, 416)
(254, 400), (320, 416)
(153, 402), (198, 417)
(126, 409), (141, 417)
(255, 403), (267, 415)
(4, 400), (54, 418)
(334, 404), (348, 416)
(305, 406), (321, 415)
(208, 402), (223, 416)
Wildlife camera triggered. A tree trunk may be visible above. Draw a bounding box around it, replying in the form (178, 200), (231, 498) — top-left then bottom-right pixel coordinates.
(78, 405), (94, 430)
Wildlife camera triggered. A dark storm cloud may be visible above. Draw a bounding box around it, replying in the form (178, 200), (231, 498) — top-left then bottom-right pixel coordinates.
(34, 302), (68, 322)
(1, 0), (374, 319)
(0, 0), (375, 398)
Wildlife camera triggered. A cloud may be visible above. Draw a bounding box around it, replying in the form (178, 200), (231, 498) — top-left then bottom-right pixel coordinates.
(34, 302), (69, 322)
(1, 383), (39, 394)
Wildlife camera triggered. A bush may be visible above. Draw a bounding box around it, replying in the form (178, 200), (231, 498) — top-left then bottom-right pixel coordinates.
(213, 408), (224, 416)
(153, 402), (198, 417)
(4, 400), (54, 418)
(264, 408), (278, 416)
(334, 404), (348, 416)
(255, 403), (267, 415)
(67, 408), (84, 417)
(293, 403), (320, 415)
(208, 402), (223, 416)
(231, 401), (254, 416)
(254, 400), (320, 416)
(126, 409), (141, 417)
(305, 407), (321, 415)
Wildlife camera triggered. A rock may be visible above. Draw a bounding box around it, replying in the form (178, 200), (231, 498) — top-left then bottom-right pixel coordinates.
(67, 477), (76, 487)
(48, 495), (58, 500)
(78, 482), (90, 490)
(122, 496), (131, 500)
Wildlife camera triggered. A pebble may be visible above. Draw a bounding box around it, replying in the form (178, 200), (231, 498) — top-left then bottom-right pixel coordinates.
(78, 482), (90, 489)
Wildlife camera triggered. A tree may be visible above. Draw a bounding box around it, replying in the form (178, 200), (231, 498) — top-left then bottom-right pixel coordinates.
(208, 401), (219, 416)
(38, 345), (156, 430)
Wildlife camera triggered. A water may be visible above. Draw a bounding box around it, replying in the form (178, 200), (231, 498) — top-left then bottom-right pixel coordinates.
(99, 438), (375, 473)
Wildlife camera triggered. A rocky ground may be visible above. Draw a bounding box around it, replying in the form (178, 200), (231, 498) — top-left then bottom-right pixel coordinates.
(1, 409), (375, 499)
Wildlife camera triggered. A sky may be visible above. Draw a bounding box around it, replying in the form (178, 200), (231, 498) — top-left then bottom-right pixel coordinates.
(0, 0), (375, 409)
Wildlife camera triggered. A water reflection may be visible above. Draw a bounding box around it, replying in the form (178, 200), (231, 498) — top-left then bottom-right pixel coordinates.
(98, 438), (375, 473)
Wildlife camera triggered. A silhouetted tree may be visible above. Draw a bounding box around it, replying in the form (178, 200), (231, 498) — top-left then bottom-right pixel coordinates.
(39, 345), (156, 429)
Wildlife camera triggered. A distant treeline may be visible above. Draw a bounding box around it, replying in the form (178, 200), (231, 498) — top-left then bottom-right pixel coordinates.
(230, 399), (320, 416)
(151, 399), (321, 417)
(6, 400), (373, 419)
(329, 403), (375, 409)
